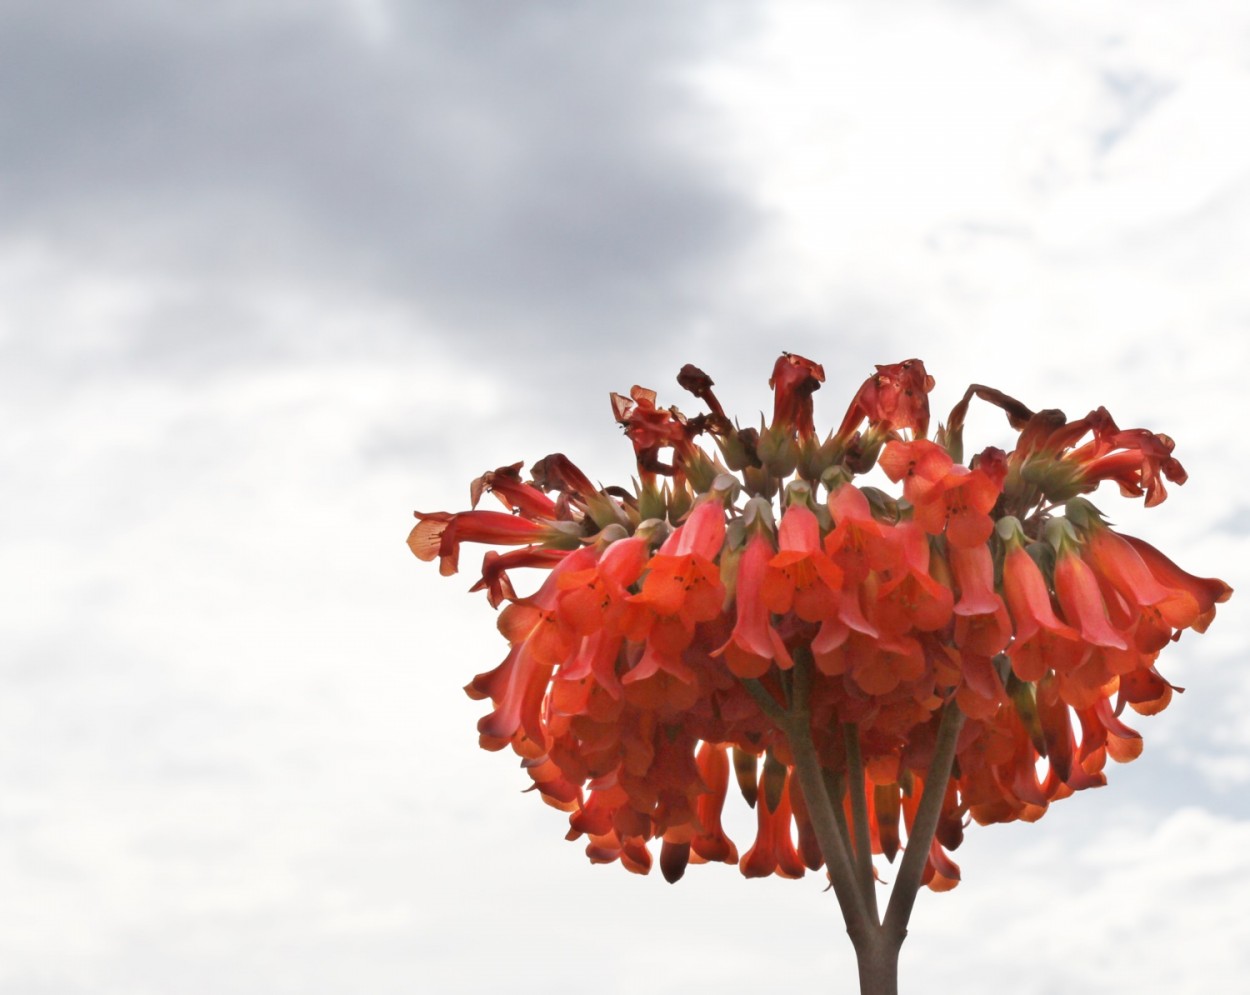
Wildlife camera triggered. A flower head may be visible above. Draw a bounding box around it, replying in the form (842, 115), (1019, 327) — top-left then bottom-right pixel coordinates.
(410, 353), (1230, 888)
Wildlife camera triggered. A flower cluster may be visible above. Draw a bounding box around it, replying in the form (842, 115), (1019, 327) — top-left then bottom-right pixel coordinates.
(409, 355), (1230, 888)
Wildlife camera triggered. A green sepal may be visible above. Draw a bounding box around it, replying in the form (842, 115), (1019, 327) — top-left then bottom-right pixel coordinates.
(860, 486), (902, 524)
(682, 447), (723, 495)
(782, 479), (815, 510)
(1044, 516), (1079, 554)
(797, 433), (843, 484)
(741, 495), (778, 535)
(583, 491), (633, 532)
(820, 464), (855, 495)
(757, 423), (799, 479)
(1063, 496), (1109, 532)
(1025, 540), (1055, 577)
(666, 483), (693, 525)
(547, 520), (590, 550)
(638, 481), (666, 523)
(717, 425), (761, 472)
(995, 515), (1026, 545)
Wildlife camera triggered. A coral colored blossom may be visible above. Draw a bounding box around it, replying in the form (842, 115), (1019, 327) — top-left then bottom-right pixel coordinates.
(764, 502), (844, 622)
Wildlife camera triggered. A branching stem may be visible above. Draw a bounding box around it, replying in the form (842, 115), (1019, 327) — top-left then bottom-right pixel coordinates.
(739, 656), (968, 995)
(883, 700), (965, 938)
(843, 723), (879, 921)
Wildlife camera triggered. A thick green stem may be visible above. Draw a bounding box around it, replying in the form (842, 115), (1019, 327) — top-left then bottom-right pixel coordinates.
(852, 702), (964, 994)
(740, 676), (788, 724)
(741, 663), (967, 995)
(782, 652), (875, 937)
(882, 701), (966, 938)
(843, 723), (880, 922)
(854, 934), (901, 995)
(823, 767), (857, 889)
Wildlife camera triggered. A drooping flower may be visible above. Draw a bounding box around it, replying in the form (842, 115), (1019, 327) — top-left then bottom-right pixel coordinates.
(1053, 541), (1128, 652)
(466, 544), (600, 756)
(886, 521), (955, 629)
(998, 519), (1083, 682)
(621, 499), (727, 684)
(825, 482), (900, 582)
(716, 527), (794, 678)
(763, 500), (844, 623)
(949, 541), (1012, 657)
(739, 766), (806, 879)
(690, 741), (739, 865)
(1119, 532), (1233, 631)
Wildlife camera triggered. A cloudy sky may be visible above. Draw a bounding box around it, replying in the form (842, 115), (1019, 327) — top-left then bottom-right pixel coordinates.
(3, 1), (1248, 992)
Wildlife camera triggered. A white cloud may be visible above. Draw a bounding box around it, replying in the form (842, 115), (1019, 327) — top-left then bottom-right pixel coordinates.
(907, 805), (1250, 992)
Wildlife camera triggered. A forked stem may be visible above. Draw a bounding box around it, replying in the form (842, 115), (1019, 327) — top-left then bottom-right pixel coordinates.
(843, 723), (879, 922)
(882, 701), (965, 939)
(746, 651), (967, 995)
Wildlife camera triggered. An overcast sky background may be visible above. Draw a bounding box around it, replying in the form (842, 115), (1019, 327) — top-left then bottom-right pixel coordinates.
(3, 1), (1248, 992)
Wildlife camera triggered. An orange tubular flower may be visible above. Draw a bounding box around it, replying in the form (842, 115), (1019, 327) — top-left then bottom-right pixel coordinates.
(879, 438), (954, 506)
(949, 542), (1012, 657)
(1053, 544), (1128, 652)
(740, 769), (806, 879)
(1003, 586), (1083, 685)
(716, 529), (793, 678)
(558, 534), (649, 637)
(999, 523), (1082, 682)
(1119, 532), (1232, 631)
(818, 626), (927, 695)
(623, 500), (727, 683)
(826, 483), (900, 581)
(871, 520), (953, 635)
(763, 501), (844, 622)
(1073, 512), (1225, 649)
(411, 348), (1229, 935)
(467, 544), (600, 755)
(880, 440), (1005, 547)
(944, 449), (1007, 547)
(954, 651), (1009, 721)
(690, 742), (739, 865)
